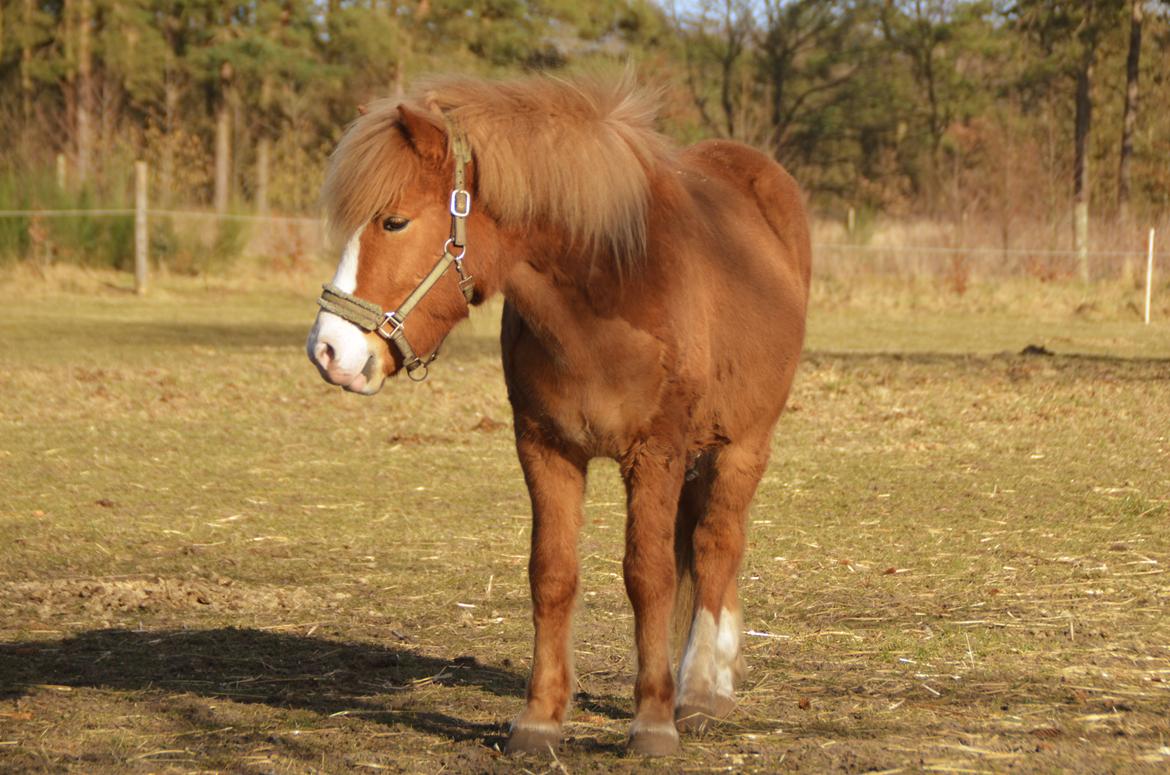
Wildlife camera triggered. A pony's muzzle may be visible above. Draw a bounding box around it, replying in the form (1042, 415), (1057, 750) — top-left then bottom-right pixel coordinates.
(306, 311), (386, 395)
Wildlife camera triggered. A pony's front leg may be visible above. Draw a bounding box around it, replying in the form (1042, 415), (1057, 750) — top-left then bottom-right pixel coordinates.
(622, 448), (686, 756)
(506, 432), (587, 755)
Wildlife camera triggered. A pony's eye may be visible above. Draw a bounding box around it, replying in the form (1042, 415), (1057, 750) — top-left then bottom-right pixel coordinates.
(382, 216), (410, 232)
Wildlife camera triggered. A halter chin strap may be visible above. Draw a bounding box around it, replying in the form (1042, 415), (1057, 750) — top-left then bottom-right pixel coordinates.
(316, 123), (475, 382)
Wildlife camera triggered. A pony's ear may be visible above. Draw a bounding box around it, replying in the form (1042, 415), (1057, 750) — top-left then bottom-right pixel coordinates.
(396, 103), (447, 165)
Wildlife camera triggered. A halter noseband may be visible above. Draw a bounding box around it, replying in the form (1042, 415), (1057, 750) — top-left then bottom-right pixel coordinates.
(316, 128), (475, 382)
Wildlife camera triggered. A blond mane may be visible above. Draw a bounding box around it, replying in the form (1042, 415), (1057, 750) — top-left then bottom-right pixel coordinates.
(321, 72), (672, 269)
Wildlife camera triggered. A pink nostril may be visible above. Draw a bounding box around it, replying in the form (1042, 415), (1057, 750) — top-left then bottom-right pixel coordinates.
(314, 341), (335, 370)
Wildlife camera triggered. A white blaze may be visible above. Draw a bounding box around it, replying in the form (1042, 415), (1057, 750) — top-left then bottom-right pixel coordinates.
(331, 229), (362, 292)
(307, 230), (372, 382)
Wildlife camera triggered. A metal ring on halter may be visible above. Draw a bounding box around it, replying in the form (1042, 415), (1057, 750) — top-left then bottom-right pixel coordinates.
(443, 237), (467, 259)
(406, 348), (442, 382)
(406, 362), (429, 382)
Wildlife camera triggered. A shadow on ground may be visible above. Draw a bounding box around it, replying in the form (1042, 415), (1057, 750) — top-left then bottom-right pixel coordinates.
(5, 317), (504, 360)
(94, 321), (503, 356)
(0, 628), (530, 748)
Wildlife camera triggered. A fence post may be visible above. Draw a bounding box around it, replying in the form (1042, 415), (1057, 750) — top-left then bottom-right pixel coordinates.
(134, 160), (148, 294)
(56, 154), (67, 190)
(1145, 228), (1155, 325)
(1075, 202), (1090, 283)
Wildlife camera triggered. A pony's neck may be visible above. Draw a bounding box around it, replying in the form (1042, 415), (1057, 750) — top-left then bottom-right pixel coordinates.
(488, 222), (631, 365)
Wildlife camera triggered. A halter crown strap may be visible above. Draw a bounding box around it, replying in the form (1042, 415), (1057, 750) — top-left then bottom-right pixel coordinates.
(448, 127), (472, 249)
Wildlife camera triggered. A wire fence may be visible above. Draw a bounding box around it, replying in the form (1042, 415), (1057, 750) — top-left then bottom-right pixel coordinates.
(817, 243), (1169, 258)
(0, 207), (318, 224)
(0, 205), (1164, 308)
(815, 240), (1167, 284)
(4, 206), (1164, 249)
(0, 197), (325, 290)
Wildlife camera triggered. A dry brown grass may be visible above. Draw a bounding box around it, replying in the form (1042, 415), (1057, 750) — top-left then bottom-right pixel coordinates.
(0, 270), (1168, 772)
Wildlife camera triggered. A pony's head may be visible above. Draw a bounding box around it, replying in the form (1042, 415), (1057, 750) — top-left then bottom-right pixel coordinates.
(307, 102), (485, 394)
(307, 73), (669, 394)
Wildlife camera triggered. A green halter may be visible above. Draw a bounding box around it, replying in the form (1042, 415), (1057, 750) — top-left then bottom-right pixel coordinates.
(316, 125), (475, 382)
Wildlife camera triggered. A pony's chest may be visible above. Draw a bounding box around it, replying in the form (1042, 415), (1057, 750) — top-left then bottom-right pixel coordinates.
(502, 309), (671, 455)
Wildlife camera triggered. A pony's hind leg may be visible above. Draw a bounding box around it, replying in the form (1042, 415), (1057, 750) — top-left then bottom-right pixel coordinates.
(675, 441), (768, 733)
(506, 432), (587, 755)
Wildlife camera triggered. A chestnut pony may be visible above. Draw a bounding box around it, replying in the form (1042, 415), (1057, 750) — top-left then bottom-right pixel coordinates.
(306, 73), (810, 756)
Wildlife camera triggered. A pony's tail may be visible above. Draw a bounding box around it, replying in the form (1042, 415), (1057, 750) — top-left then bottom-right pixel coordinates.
(671, 541), (696, 660)
(671, 456), (712, 657)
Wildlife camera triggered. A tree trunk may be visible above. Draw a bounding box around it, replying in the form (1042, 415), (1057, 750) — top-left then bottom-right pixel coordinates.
(768, 45), (788, 155)
(20, 0), (33, 132)
(255, 76), (272, 215)
(1118, 0), (1142, 225)
(77, 0), (94, 186)
(718, 0), (740, 139)
(720, 64), (735, 138)
(160, 74), (178, 206)
(255, 139), (270, 215)
(214, 61), (233, 214)
(1073, 44), (1093, 283)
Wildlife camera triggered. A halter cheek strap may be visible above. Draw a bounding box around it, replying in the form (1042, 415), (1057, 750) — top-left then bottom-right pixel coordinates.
(316, 124), (475, 382)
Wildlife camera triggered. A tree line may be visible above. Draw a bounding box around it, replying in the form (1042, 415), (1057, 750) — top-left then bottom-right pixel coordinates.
(2, 1), (1167, 247)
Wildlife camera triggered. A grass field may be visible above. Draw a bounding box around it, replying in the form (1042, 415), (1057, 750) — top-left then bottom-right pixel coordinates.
(1, 268), (1169, 773)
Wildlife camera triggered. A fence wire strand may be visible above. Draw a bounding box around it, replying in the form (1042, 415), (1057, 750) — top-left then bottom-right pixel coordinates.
(1, 207), (1166, 259)
(0, 207), (319, 225)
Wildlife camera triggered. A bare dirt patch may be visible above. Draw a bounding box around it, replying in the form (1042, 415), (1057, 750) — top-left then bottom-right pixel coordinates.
(3, 577), (315, 621)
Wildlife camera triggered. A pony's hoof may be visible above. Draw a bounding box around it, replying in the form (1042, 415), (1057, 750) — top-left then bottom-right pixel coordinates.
(675, 694), (736, 733)
(628, 722), (680, 756)
(505, 720), (560, 755)
(675, 703), (715, 734)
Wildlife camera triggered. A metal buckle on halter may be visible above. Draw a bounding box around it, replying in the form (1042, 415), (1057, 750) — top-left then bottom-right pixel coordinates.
(449, 189), (471, 218)
(378, 310), (405, 341)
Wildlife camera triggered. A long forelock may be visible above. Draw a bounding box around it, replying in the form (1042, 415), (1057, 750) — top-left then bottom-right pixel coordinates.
(321, 72), (672, 270)
(320, 102), (422, 247)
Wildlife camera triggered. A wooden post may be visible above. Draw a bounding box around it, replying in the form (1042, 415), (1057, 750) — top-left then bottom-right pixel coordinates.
(135, 160), (148, 295)
(1145, 228), (1155, 325)
(847, 206), (856, 235)
(56, 154), (67, 190)
(1075, 200), (1090, 283)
